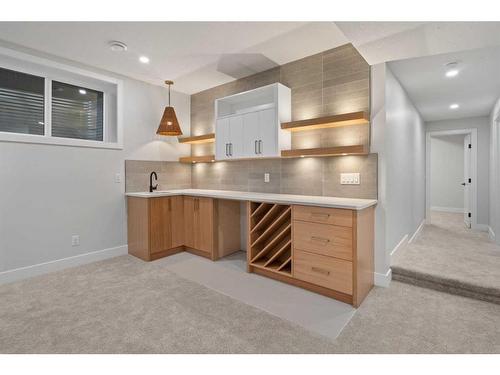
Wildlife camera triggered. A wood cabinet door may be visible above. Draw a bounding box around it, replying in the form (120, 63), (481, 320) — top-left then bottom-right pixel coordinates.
(184, 196), (196, 249)
(149, 197), (172, 254)
(194, 197), (214, 254)
(170, 195), (185, 248)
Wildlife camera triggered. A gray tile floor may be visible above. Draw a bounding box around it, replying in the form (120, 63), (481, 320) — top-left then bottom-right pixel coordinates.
(156, 251), (356, 340)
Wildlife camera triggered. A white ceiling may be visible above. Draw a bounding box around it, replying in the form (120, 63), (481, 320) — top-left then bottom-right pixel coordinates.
(2, 21), (500, 99)
(388, 46), (500, 121)
(0, 22), (348, 94)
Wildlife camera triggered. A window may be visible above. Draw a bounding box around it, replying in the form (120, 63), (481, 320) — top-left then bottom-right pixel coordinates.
(0, 48), (121, 149)
(0, 67), (45, 135)
(52, 81), (104, 141)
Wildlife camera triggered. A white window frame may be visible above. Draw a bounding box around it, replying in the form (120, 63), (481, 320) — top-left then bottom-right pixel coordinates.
(0, 46), (123, 150)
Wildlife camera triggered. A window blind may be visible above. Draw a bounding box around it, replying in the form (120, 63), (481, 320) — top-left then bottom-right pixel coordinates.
(0, 67), (45, 135)
(51, 81), (103, 141)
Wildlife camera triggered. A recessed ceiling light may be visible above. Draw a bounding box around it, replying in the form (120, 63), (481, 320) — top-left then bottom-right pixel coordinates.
(445, 61), (459, 78)
(108, 41), (128, 52)
(79, 89), (87, 95)
(450, 103), (459, 109)
(139, 56), (150, 64)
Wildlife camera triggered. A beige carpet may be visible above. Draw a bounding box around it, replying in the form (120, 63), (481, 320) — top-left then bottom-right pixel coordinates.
(1, 254), (500, 353)
(392, 211), (500, 303)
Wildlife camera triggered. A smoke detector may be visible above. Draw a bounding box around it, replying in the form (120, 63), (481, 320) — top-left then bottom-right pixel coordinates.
(109, 41), (128, 52)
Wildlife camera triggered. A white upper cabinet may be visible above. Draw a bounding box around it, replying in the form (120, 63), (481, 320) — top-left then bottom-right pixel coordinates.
(214, 83), (291, 160)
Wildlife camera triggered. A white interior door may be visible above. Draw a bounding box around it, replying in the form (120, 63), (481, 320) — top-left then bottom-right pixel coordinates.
(463, 134), (472, 228)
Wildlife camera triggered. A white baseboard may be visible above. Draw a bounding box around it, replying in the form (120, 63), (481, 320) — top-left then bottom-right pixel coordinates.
(374, 268), (392, 287)
(409, 220), (425, 244)
(0, 245), (128, 285)
(472, 223), (489, 232)
(390, 234), (408, 257)
(430, 206), (464, 213)
(488, 226), (496, 241)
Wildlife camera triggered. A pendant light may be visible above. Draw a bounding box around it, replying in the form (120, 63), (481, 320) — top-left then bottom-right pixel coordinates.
(157, 80), (183, 136)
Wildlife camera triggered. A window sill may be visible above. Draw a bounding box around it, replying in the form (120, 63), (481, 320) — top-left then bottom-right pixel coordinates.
(0, 131), (123, 150)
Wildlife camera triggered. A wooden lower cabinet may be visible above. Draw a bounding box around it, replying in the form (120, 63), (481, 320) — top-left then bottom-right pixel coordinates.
(127, 196), (184, 261)
(184, 196), (214, 257)
(128, 195), (240, 262)
(128, 195), (375, 307)
(247, 202), (375, 307)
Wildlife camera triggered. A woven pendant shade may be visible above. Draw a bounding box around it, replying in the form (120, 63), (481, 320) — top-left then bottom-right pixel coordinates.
(156, 80), (183, 136)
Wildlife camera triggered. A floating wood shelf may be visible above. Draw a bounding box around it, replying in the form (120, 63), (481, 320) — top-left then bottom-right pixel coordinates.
(281, 111), (369, 132)
(281, 145), (367, 158)
(179, 155), (215, 164)
(178, 133), (215, 144)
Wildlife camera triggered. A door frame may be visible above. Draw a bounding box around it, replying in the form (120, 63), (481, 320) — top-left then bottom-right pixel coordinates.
(425, 128), (478, 229)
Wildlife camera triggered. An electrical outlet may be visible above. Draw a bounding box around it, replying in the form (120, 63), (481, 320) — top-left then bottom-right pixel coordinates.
(340, 173), (360, 185)
(264, 173), (270, 183)
(115, 173), (121, 183)
(71, 235), (80, 247)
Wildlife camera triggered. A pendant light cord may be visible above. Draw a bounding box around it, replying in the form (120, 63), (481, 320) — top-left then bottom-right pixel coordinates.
(168, 83), (171, 107)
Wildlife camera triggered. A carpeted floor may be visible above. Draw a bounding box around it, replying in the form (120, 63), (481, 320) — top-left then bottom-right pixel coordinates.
(392, 211), (500, 304)
(1, 253), (499, 353)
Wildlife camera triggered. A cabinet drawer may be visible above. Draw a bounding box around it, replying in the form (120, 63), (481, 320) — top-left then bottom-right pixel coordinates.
(294, 250), (353, 295)
(293, 205), (353, 227)
(294, 221), (352, 261)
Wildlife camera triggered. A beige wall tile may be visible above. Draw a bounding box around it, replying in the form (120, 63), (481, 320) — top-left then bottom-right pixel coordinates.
(323, 154), (378, 199)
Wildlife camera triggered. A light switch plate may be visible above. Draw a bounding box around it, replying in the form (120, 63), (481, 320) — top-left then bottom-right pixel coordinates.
(115, 173), (121, 183)
(264, 173), (270, 183)
(72, 235), (80, 246)
(340, 173), (360, 185)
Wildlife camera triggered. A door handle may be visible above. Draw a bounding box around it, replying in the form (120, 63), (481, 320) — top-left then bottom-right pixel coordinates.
(230, 143), (233, 157)
(258, 140), (262, 154)
(255, 140), (258, 154)
(225, 143), (228, 157)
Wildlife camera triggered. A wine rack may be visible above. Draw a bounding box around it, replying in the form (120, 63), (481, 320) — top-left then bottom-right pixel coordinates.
(248, 202), (292, 276)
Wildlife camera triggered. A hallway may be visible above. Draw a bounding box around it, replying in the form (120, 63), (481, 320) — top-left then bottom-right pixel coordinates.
(392, 211), (500, 304)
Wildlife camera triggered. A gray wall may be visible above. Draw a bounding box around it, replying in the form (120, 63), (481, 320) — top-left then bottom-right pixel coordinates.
(384, 67), (426, 255)
(489, 98), (500, 243)
(426, 116), (490, 225)
(0, 44), (191, 274)
(430, 135), (465, 211)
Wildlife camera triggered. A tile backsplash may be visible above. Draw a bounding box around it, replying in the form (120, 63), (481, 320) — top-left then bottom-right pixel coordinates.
(125, 160), (191, 193)
(126, 154), (378, 200)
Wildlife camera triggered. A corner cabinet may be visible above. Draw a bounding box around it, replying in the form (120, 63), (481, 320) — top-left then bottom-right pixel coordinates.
(215, 83), (291, 160)
(127, 196), (241, 261)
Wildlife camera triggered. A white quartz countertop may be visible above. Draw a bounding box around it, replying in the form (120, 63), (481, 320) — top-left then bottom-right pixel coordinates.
(125, 189), (377, 210)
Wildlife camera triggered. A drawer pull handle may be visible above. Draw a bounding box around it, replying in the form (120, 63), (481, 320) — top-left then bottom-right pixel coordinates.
(311, 266), (330, 276)
(311, 236), (330, 244)
(311, 213), (330, 219)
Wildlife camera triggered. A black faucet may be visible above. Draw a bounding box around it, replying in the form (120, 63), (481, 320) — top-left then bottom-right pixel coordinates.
(149, 171), (158, 193)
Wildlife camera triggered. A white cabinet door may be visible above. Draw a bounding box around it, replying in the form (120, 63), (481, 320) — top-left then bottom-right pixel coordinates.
(215, 118), (230, 160)
(242, 111), (260, 157)
(229, 115), (244, 158)
(258, 108), (277, 157)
